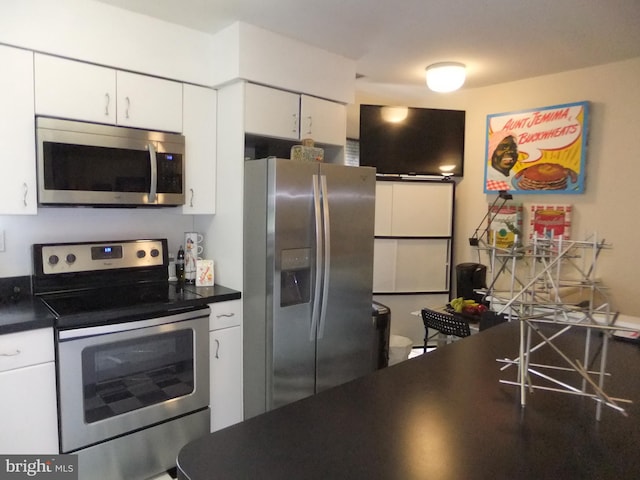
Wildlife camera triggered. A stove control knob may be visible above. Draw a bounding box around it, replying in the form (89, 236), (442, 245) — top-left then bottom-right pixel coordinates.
(66, 253), (76, 264)
(150, 249), (160, 258)
(48, 254), (59, 265)
(137, 250), (146, 258)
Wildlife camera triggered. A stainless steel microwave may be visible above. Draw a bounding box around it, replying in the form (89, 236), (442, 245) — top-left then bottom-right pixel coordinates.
(36, 117), (185, 207)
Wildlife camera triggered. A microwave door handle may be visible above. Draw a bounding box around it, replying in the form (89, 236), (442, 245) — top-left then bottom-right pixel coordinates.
(148, 142), (157, 203)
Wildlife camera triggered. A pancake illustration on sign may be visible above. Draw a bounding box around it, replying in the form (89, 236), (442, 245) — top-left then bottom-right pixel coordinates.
(514, 163), (578, 190)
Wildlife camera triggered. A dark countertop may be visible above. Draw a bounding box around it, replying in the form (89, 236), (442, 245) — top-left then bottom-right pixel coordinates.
(177, 321), (640, 480)
(0, 279), (240, 335)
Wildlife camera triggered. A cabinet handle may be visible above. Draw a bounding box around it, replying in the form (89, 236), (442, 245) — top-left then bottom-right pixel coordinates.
(125, 96), (131, 119)
(214, 339), (220, 359)
(0, 349), (21, 357)
(105, 93), (110, 116)
(292, 113), (298, 134)
(305, 115), (313, 135)
(23, 182), (28, 207)
(216, 313), (235, 318)
(190, 188), (194, 207)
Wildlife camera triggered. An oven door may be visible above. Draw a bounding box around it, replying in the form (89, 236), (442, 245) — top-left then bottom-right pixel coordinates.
(57, 308), (209, 453)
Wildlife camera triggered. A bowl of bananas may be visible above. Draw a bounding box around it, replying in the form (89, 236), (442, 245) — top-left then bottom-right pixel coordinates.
(446, 297), (488, 320)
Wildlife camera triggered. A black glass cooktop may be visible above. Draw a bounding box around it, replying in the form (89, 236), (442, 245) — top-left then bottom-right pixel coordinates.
(40, 282), (205, 328)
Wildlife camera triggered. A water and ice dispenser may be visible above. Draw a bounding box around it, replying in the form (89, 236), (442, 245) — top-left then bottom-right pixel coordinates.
(280, 248), (312, 307)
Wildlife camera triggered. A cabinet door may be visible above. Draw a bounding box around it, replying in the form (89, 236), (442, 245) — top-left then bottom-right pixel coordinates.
(374, 183), (394, 236)
(245, 83), (300, 140)
(0, 363), (59, 454)
(0, 45), (37, 214)
(210, 326), (243, 432)
(391, 182), (453, 236)
(394, 239), (450, 291)
(300, 95), (346, 146)
(373, 238), (450, 293)
(34, 53), (117, 124)
(116, 71), (183, 132)
(182, 85), (217, 214)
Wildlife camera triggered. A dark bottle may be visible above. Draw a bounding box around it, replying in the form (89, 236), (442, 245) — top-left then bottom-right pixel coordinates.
(176, 245), (186, 284)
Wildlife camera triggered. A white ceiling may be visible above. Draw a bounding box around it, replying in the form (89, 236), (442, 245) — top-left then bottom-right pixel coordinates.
(95, 0), (640, 90)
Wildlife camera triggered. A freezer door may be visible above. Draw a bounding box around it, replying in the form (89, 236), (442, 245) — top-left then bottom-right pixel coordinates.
(270, 159), (320, 410)
(316, 164), (377, 392)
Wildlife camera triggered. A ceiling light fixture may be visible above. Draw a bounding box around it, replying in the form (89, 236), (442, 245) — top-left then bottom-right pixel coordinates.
(425, 62), (466, 93)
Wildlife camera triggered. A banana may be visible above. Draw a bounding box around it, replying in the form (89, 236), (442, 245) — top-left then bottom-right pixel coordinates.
(450, 297), (478, 313)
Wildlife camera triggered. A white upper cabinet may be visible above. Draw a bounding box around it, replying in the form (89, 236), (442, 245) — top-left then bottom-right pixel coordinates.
(35, 54), (183, 133)
(35, 54), (117, 124)
(0, 45), (37, 214)
(300, 94), (346, 146)
(182, 84), (217, 214)
(244, 83), (346, 146)
(116, 71), (182, 132)
(245, 83), (300, 140)
(375, 181), (454, 237)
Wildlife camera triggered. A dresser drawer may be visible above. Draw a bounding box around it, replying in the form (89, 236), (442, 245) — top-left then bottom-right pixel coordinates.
(209, 299), (242, 330)
(0, 328), (54, 372)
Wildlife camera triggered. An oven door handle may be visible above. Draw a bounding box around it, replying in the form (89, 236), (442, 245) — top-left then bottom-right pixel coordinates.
(58, 307), (209, 341)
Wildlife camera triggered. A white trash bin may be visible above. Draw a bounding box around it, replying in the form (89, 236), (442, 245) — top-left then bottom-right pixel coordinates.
(388, 335), (413, 365)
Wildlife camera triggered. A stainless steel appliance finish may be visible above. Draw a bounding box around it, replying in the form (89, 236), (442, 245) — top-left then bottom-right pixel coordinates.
(37, 238), (166, 276)
(36, 117), (185, 207)
(57, 309), (209, 453)
(79, 408), (209, 480)
(243, 157), (376, 418)
(32, 239), (210, 480)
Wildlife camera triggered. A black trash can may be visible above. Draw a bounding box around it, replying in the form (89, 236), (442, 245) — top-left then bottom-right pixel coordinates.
(372, 301), (391, 369)
(455, 263), (487, 302)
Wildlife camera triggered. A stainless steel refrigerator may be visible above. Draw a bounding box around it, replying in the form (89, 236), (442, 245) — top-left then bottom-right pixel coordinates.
(243, 157), (376, 419)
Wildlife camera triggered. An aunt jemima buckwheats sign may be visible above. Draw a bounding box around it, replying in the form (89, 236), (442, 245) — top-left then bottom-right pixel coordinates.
(484, 101), (589, 194)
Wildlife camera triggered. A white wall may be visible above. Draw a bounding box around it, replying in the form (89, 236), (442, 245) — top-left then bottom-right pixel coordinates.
(211, 23), (356, 103)
(0, 208), (194, 277)
(352, 57), (640, 317)
(0, 0), (216, 85)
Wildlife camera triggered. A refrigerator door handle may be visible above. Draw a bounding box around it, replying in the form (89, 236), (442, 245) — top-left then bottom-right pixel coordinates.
(318, 174), (331, 339)
(311, 174), (323, 342)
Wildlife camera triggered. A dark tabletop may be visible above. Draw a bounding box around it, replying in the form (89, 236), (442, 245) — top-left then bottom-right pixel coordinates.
(177, 321), (640, 480)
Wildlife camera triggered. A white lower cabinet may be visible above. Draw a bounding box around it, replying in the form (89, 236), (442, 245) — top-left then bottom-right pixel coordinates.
(0, 328), (59, 453)
(209, 300), (243, 432)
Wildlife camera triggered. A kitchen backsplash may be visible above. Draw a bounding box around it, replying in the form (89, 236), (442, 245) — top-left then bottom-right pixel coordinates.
(0, 208), (195, 278)
(0, 276), (30, 302)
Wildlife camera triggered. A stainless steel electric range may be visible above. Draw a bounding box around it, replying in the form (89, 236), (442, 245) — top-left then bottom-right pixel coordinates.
(32, 238), (211, 480)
